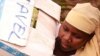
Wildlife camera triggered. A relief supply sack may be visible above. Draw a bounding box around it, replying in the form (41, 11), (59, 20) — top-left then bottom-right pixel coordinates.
(0, 0), (34, 46)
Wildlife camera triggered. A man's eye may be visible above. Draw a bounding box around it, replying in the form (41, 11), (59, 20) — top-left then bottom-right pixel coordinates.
(74, 35), (81, 39)
(64, 27), (69, 31)
(63, 26), (69, 32)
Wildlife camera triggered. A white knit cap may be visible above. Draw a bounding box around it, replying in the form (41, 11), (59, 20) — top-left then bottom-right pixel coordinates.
(65, 3), (100, 34)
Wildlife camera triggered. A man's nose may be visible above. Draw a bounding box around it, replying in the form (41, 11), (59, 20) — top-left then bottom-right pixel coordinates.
(63, 32), (72, 42)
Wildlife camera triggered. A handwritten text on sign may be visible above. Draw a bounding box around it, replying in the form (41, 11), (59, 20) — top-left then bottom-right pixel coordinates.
(0, 0), (34, 46)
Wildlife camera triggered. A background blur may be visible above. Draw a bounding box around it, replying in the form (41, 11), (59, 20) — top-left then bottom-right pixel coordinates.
(53, 0), (100, 22)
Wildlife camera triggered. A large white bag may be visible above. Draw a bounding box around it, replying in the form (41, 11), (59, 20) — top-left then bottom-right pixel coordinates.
(0, 0), (34, 46)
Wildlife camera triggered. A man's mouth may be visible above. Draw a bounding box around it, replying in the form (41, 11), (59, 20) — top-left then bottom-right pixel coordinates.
(61, 42), (71, 49)
(60, 42), (73, 52)
(57, 37), (75, 51)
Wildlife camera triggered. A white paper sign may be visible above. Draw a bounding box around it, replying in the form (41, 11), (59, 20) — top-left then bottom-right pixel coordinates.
(0, 0), (34, 46)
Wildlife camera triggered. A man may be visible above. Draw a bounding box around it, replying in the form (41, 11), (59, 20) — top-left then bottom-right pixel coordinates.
(53, 3), (100, 56)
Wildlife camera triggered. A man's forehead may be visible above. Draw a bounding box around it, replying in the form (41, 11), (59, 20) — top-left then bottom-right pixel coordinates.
(62, 21), (90, 38)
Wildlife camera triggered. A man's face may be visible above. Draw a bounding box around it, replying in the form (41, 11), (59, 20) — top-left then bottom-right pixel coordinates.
(58, 21), (91, 52)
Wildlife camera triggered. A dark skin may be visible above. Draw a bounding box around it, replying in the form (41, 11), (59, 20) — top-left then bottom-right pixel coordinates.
(53, 21), (94, 56)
